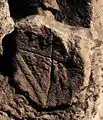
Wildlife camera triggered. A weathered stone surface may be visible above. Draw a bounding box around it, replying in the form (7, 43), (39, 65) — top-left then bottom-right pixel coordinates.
(0, 0), (103, 120)
(8, 0), (91, 27)
(0, 0), (14, 54)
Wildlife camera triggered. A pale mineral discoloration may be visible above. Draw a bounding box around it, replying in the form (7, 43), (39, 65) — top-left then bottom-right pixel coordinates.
(0, 0), (103, 120)
(0, 0), (14, 54)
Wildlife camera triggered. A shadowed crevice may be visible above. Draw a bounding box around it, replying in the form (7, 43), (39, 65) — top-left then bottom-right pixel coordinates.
(8, 0), (92, 27)
(0, 31), (17, 76)
(8, 0), (44, 19)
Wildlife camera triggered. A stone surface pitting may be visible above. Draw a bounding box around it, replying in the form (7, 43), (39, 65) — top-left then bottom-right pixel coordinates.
(0, 0), (103, 120)
(8, 0), (91, 27)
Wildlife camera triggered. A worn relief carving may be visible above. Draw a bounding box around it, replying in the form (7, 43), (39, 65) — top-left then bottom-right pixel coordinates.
(0, 0), (103, 120)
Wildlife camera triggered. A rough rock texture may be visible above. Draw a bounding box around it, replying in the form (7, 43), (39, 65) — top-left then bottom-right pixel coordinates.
(0, 0), (14, 54)
(0, 0), (103, 120)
